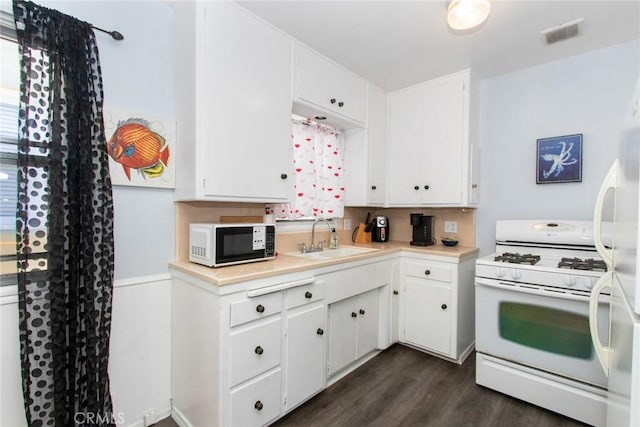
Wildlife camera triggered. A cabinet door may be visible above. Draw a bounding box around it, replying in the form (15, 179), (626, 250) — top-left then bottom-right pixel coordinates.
(285, 305), (325, 411)
(387, 88), (424, 205)
(367, 84), (388, 205)
(421, 77), (464, 204)
(387, 70), (472, 207)
(391, 261), (401, 344)
(343, 84), (387, 207)
(295, 44), (368, 124)
(403, 277), (452, 355)
(201, 2), (292, 202)
(356, 289), (379, 358)
(328, 296), (358, 376)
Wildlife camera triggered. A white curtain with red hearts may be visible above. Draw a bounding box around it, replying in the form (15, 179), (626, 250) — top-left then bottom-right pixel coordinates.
(269, 121), (344, 219)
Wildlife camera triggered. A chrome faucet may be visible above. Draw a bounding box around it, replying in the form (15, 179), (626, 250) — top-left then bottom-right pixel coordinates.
(309, 219), (332, 252)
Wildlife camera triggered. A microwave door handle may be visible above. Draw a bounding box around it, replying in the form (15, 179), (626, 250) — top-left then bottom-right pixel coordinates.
(589, 271), (613, 376)
(593, 161), (617, 267)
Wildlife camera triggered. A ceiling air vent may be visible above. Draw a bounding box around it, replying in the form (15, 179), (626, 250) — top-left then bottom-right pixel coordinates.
(540, 18), (584, 45)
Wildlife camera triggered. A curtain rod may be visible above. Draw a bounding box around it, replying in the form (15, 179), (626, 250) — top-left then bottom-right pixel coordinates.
(91, 25), (124, 41)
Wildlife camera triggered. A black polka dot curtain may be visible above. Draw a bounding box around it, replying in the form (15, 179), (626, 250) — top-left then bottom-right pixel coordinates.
(13, 1), (115, 425)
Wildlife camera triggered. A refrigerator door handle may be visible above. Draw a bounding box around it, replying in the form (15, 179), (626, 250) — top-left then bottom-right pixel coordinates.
(593, 161), (617, 267)
(589, 271), (613, 376)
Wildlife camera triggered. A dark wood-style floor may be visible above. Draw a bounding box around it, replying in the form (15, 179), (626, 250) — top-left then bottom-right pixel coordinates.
(157, 345), (589, 427)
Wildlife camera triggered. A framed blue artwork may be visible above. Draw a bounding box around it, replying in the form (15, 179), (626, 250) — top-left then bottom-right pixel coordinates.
(536, 134), (583, 184)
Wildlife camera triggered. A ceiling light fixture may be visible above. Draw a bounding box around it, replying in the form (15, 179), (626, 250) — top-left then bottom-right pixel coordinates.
(447, 0), (491, 31)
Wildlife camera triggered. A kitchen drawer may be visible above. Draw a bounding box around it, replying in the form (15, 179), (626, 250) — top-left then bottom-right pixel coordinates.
(405, 260), (453, 283)
(230, 368), (282, 427)
(230, 317), (282, 387)
(230, 292), (282, 327)
(285, 281), (324, 310)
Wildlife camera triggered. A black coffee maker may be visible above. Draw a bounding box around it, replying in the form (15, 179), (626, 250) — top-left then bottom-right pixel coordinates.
(410, 214), (434, 246)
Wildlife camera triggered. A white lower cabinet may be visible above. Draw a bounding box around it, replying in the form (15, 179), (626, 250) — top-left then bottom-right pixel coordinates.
(284, 280), (326, 411)
(170, 251), (477, 426)
(404, 276), (452, 355)
(328, 288), (379, 376)
(327, 297), (358, 375)
(399, 253), (476, 364)
(285, 304), (325, 411)
(171, 272), (316, 427)
(230, 369), (282, 427)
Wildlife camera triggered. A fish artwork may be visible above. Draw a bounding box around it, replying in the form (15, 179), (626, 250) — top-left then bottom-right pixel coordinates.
(107, 118), (170, 180)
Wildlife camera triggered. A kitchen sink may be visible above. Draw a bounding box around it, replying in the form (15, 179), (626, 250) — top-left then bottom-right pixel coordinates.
(288, 246), (379, 260)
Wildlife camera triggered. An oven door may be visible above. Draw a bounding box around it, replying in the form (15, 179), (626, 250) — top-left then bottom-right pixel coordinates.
(476, 277), (609, 388)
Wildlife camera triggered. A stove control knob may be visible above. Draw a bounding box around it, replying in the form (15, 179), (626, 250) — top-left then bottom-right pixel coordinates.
(509, 269), (522, 280)
(564, 276), (577, 287)
(494, 268), (506, 278)
(583, 278), (596, 291)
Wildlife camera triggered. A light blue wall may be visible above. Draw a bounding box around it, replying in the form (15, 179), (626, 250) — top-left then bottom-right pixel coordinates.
(1, 4), (176, 426)
(37, 0), (176, 280)
(476, 39), (640, 256)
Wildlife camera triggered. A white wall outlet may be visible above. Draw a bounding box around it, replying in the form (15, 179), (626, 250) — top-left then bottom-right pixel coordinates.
(444, 221), (458, 233)
(343, 218), (352, 230)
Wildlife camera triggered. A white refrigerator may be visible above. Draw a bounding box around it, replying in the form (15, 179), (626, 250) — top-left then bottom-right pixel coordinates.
(591, 77), (640, 426)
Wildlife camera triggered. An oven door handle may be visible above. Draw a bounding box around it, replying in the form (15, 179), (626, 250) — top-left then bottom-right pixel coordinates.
(475, 277), (593, 303)
(589, 271), (612, 376)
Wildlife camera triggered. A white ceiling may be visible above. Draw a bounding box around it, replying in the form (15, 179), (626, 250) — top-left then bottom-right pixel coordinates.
(238, 0), (640, 91)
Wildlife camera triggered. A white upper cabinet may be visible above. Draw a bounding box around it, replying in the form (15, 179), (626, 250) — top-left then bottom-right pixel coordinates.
(387, 70), (478, 207)
(293, 43), (368, 127)
(366, 85), (388, 206)
(174, 1), (293, 202)
(343, 84), (387, 207)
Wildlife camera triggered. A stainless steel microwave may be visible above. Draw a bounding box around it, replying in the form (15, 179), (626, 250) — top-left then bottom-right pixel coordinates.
(189, 223), (276, 267)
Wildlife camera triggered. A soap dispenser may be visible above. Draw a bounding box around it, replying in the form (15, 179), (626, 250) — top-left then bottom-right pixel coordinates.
(330, 228), (338, 249)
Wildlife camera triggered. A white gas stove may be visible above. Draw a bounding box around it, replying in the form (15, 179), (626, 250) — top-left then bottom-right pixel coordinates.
(475, 219), (612, 426)
(476, 219), (609, 292)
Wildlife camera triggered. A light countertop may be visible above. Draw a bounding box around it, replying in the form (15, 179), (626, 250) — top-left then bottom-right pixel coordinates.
(169, 241), (478, 287)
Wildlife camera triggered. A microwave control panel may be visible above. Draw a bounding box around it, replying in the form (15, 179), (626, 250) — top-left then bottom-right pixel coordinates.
(253, 225), (276, 256)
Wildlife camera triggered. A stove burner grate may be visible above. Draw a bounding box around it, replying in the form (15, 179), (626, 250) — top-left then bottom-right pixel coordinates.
(494, 252), (541, 265)
(558, 257), (608, 272)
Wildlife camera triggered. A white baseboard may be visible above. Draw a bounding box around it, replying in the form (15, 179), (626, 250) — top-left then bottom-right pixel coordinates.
(171, 406), (192, 427)
(327, 350), (382, 386)
(123, 406), (172, 427)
